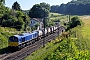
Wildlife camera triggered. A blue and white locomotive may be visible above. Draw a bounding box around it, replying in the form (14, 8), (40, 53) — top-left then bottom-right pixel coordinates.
(9, 32), (38, 50)
(8, 26), (59, 50)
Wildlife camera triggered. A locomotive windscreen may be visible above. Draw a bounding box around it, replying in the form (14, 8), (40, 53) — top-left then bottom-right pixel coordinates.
(9, 36), (18, 42)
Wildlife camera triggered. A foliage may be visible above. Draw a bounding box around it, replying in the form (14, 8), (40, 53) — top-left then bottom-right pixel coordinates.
(0, 3), (9, 18)
(0, 27), (16, 51)
(25, 16), (90, 60)
(80, 16), (90, 51)
(29, 2), (50, 18)
(25, 27), (90, 60)
(31, 22), (39, 31)
(48, 20), (55, 27)
(22, 10), (29, 15)
(70, 17), (81, 27)
(46, 25), (90, 60)
(49, 13), (70, 26)
(12, 1), (21, 11)
(25, 38), (61, 60)
(0, 0), (30, 30)
(40, 2), (50, 11)
(0, 8), (30, 30)
(46, 38), (90, 60)
(51, 0), (90, 15)
(67, 16), (82, 30)
(0, 0), (5, 4)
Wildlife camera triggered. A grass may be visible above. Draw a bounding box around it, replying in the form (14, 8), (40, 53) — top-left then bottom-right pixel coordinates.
(0, 27), (16, 53)
(50, 13), (78, 26)
(50, 13), (67, 20)
(50, 13), (68, 25)
(81, 16), (90, 38)
(25, 15), (90, 60)
(68, 15), (90, 51)
(0, 27), (25, 54)
(25, 38), (62, 60)
(79, 16), (90, 51)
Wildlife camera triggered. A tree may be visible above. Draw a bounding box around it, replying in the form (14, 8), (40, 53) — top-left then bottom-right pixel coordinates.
(29, 3), (50, 18)
(15, 17), (24, 29)
(50, 0), (90, 15)
(2, 18), (17, 27)
(70, 17), (81, 28)
(21, 13), (30, 31)
(48, 20), (55, 27)
(12, 1), (21, 11)
(15, 11), (30, 30)
(31, 22), (40, 31)
(0, 0), (30, 30)
(0, 0), (5, 4)
(67, 16), (82, 30)
(1, 10), (30, 30)
(40, 2), (50, 11)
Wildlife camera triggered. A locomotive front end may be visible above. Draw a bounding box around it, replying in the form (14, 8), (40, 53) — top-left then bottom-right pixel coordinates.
(8, 36), (19, 50)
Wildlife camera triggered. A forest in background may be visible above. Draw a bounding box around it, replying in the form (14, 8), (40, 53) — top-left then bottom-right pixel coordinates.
(51, 0), (90, 15)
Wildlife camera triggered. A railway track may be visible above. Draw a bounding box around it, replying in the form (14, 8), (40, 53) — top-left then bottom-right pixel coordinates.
(0, 26), (65, 60)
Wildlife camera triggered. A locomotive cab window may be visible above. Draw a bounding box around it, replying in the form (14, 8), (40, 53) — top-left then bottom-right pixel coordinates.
(9, 36), (18, 42)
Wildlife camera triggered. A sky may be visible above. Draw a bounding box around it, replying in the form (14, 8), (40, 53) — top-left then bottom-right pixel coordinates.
(5, 0), (71, 10)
